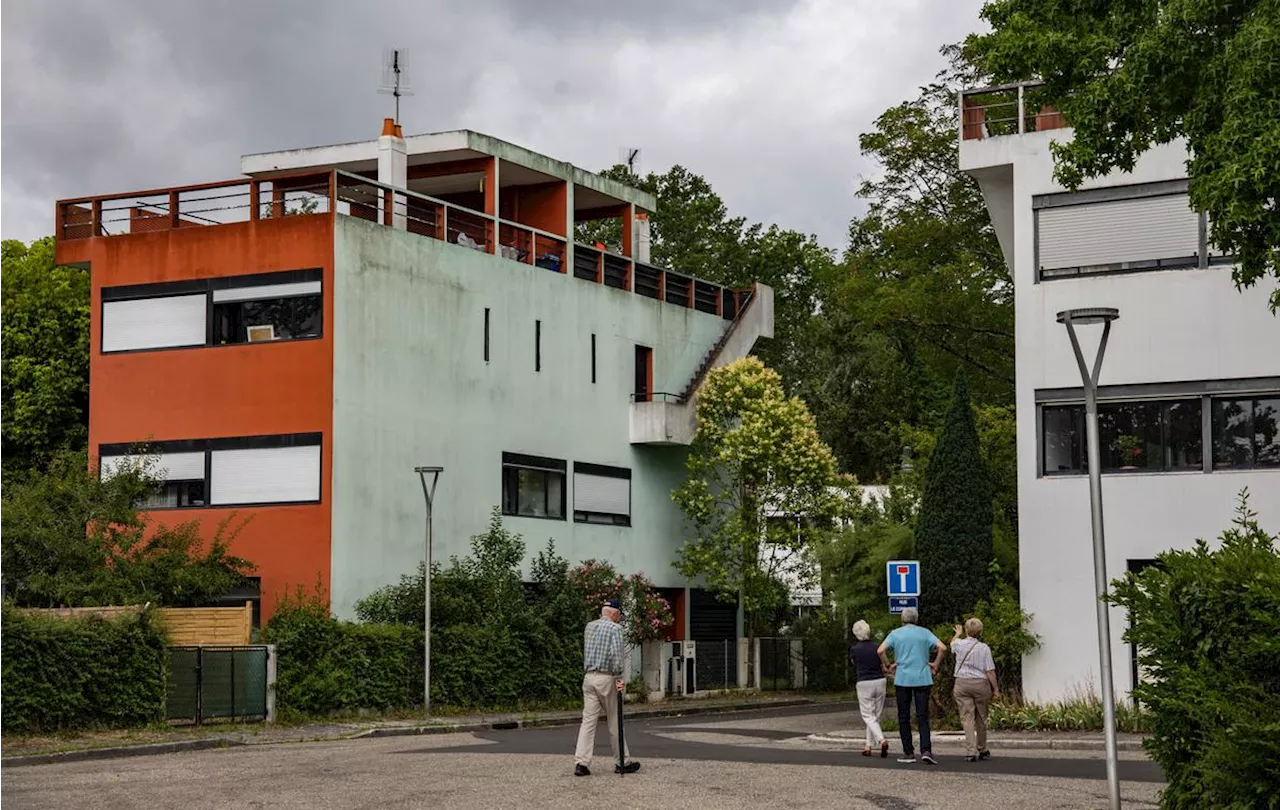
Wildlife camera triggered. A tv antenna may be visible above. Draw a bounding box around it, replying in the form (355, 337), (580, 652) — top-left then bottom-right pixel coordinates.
(621, 147), (641, 174)
(379, 49), (413, 123)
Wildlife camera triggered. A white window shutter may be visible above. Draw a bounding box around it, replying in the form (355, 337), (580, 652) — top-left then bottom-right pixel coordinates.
(100, 451), (206, 481)
(574, 473), (630, 516)
(210, 446), (320, 505)
(102, 295), (207, 352)
(212, 281), (321, 302)
(1039, 194), (1200, 270)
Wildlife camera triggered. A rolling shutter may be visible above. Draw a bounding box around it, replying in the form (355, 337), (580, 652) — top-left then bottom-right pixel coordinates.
(1039, 194), (1199, 271)
(100, 451), (206, 481)
(210, 445), (320, 505)
(212, 280), (321, 303)
(573, 472), (630, 517)
(102, 295), (207, 352)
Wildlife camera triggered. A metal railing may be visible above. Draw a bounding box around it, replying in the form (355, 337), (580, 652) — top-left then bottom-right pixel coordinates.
(959, 80), (1068, 141)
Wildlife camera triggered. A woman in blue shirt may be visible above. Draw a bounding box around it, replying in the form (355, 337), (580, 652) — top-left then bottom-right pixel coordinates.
(877, 607), (947, 764)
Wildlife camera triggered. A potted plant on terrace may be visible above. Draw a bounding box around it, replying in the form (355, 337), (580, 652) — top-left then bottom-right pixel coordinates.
(1117, 434), (1144, 470)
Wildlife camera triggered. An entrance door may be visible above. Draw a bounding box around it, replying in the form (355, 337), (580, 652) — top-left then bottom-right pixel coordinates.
(690, 588), (738, 689)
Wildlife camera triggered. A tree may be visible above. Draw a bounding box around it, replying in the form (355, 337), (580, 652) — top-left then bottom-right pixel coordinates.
(914, 371), (993, 625)
(1109, 491), (1280, 809)
(966, 0), (1280, 310)
(1, 238), (91, 479)
(673, 356), (854, 670)
(1, 449), (253, 607)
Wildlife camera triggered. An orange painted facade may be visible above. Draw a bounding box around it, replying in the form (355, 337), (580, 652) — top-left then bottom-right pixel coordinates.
(67, 215), (335, 621)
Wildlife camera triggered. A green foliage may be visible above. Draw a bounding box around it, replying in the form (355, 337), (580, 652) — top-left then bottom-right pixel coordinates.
(967, 0), (1280, 310)
(818, 518), (915, 640)
(988, 695), (1152, 733)
(970, 574), (1040, 688)
(1108, 491), (1280, 810)
(914, 372), (993, 625)
(1, 449), (254, 607)
(674, 357), (854, 636)
(791, 611), (851, 692)
(1, 238), (91, 479)
(264, 589), (423, 715)
(1, 604), (168, 733)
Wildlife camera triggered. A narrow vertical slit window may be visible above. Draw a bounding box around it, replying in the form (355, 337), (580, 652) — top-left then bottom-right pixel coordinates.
(591, 333), (597, 384)
(484, 308), (490, 362)
(634, 345), (653, 402)
(535, 320), (542, 372)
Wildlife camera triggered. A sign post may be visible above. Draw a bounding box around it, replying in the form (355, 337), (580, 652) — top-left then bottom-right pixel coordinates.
(886, 560), (920, 615)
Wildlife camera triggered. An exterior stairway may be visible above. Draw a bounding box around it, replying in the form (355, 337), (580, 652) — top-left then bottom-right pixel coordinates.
(629, 283), (774, 445)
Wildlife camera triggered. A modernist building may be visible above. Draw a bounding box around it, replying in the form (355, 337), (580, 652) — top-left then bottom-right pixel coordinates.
(959, 84), (1280, 701)
(56, 121), (773, 687)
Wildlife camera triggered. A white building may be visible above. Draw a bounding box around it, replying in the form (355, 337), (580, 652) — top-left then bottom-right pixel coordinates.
(959, 82), (1280, 702)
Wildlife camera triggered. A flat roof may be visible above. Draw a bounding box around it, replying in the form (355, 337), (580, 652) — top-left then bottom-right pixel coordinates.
(241, 129), (656, 212)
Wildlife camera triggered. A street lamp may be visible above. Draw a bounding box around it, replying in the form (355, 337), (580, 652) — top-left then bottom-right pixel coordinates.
(1057, 307), (1121, 810)
(415, 466), (443, 717)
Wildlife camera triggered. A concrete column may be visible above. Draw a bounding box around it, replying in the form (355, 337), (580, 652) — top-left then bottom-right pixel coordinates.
(377, 118), (407, 230)
(636, 212), (651, 263)
(265, 644), (278, 723)
(737, 638), (750, 688)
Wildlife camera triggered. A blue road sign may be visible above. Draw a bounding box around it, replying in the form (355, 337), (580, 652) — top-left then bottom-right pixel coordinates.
(889, 596), (919, 615)
(886, 560), (920, 597)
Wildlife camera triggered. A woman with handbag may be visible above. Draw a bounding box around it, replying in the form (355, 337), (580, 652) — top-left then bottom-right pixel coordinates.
(951, 617), (999, 762)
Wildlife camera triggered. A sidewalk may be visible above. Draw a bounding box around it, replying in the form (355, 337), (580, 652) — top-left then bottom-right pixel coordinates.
(808, 729), (1150, 752)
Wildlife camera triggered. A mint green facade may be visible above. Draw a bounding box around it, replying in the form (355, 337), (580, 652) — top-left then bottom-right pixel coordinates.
(329, 216), (727, 617)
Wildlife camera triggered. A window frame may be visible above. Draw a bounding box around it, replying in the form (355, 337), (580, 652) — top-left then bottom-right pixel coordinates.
(100, 269), (323, 355)
(1211, 395), (1280, 471)
(572, 462), (632, 527)
(500, 452), (567, 521)
(1040, 398), (1203, 476)
(99, 433), (323, 509)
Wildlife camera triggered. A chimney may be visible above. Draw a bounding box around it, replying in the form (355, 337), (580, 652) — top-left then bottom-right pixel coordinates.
(378, 118), (408, 229)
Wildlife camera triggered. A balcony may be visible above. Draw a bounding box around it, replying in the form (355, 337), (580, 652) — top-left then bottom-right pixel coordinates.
(959, 81), (1067, 141)
(55, 170), (746, 321)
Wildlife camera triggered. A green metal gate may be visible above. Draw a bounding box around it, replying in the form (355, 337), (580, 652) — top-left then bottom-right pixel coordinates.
(167, 646), (269, 724)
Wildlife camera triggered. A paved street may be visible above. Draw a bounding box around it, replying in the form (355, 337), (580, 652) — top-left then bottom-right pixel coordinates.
(3, 705), (1163, 809)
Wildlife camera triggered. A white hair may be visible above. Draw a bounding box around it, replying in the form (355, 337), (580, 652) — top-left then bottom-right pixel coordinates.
(901, 607), (919, 625)
(852, 620), (872, 641)
(965, 617), (984, 637)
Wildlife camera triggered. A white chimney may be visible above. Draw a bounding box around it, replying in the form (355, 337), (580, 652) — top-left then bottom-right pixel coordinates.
(378, 118), (408, 230)
(636, 212), (652, 263)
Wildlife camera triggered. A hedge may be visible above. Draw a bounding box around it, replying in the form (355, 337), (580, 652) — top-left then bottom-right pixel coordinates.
(1, 605), (168, 733)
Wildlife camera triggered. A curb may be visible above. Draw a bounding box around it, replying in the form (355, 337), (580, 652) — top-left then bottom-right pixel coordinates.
(357, 697), (822, 739)
(3, 738), (243, 768)
(806, 733), (1148, 753)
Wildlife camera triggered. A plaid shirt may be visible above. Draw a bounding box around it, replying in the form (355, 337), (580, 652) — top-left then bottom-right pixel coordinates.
(582, 617), (624, 674)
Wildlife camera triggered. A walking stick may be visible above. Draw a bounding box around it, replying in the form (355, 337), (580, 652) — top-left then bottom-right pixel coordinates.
(617, 684), (626, 778)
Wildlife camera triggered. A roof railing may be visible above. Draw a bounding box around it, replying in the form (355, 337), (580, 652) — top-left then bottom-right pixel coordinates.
(958, 80), (1068, 141)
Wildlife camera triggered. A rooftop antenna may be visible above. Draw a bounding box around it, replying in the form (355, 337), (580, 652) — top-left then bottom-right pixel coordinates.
(621, 147), (641, 175)
(379, 49), (413, 124)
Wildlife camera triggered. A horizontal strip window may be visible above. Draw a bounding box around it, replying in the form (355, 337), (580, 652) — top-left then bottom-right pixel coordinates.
(99, 433), (322, 509)
(100, 269), (322, 353)
(1042, 398), (1202, 475)
(1036, 377), (1280, 404)
(1037, 193), (1200, 279)
(1212, 396), (1280, 470)
(502, 453), (566, 520)
(573, 462), (631, 527)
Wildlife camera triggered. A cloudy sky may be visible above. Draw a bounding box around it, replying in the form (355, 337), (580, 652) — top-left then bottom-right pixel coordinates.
(2, 0), (985, 249)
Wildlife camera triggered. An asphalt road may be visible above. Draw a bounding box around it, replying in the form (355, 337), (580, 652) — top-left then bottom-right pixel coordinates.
(3, 704), (1165, 810)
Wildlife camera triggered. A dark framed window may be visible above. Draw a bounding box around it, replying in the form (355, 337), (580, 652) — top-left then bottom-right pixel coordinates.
(139, 480), (208, 510)
(1041, 399), (1202, 475)
(1212, 396), (1280, 469)
(213, 293), (321, 345)
(501, 452), (566, 520)
(573, 462), (631, 526)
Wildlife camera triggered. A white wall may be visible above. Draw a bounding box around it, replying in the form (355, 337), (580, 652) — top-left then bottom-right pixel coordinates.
(966, 133), (1280, 702)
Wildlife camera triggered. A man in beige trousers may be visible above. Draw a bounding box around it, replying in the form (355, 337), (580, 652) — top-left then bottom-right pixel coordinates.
(573, 600), (640, 776)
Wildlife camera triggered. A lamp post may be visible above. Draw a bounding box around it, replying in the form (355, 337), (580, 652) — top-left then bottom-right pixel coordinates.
(1057, 307), (1121, 810)
(414, 466), (443, 717)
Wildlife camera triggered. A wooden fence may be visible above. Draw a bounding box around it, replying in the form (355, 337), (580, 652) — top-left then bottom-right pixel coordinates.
(20, 602), (254, 646)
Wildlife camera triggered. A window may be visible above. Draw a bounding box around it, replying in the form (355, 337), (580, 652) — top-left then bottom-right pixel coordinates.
(1035, 183), (1206, 280)
(573, 463), (630, 526)
(501, 452), (565, 520)
(634, 345), (652, 402)
(1212, 397), (1280, 469)
(1041, 399), (1202, 475)
(535, 320), (542, 372)
(591, 333), (597, 384)
(484, 308), (490, 362)
(100, 270), (321, 353)
(212, 281), (321, 345)
(99, 434), (321, 508)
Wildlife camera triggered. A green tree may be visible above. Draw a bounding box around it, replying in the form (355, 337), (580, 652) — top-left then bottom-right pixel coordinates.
(1109, 492), (1280, 809)
(817, 515), (916, 638)
(1, 449), (253, 607)
(1, 238), (91, 479)
(673, 356), (854, 670)
(966, 0), (1280, 310)
(914, 371), (993, 625)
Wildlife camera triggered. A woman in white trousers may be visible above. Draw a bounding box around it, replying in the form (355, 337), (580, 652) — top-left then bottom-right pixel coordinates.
(848, 619), (889, 757)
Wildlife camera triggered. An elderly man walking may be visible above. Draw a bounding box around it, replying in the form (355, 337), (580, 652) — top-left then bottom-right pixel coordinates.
(878, 607), (947, 764)
(574, 600), (640, 776)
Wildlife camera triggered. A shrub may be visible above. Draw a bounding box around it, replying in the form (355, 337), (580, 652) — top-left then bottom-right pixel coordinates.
(987, 692), (1152, 733)
(1109, 492), (1280, 810)
(1, 604), (168, 733)
(792, 610), (850, 692)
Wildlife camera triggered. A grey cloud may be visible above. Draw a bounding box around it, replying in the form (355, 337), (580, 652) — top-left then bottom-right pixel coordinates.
(2, 0), (984, 249)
